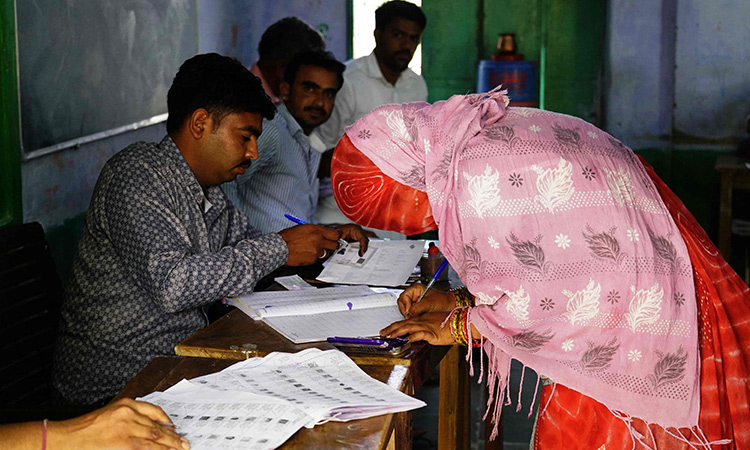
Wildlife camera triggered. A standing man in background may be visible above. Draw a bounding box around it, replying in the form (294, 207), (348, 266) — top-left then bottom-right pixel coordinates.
(250, 17), (326, 106)
(315, 0), (427, 234)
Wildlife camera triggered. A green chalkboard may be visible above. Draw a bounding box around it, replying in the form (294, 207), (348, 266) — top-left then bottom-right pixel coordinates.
(16, 0), (198, 153)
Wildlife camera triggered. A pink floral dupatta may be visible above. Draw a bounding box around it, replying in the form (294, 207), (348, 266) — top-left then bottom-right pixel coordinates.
(337, 90), (702, 436)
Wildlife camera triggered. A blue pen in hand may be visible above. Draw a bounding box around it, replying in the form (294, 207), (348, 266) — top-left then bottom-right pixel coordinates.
(284, 214), (307, 225)
(414, 258), (449, 304)
(284, 214), (349, 250)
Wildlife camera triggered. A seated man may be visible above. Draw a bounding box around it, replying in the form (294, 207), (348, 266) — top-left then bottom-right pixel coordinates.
(224, 50), (347, 233)
(52, 53), (367, 405)
(250, 17), (326, 106)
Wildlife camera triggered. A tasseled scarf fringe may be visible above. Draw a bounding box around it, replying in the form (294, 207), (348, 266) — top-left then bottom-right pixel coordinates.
(474, 342), (513, 441)
(463, 305), (730, 448)
(466, 338), (731, 448)
(607, 409), (732, 450)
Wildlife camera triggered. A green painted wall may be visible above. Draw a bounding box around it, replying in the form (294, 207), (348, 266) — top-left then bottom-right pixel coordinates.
(0, 0), (22, 226)
(422, 0), (604, 124)
(482, 0), (543, 60)
(421, 0), (481, 102)
(420, 0), (723, 242)
(542, 0), (605, 123)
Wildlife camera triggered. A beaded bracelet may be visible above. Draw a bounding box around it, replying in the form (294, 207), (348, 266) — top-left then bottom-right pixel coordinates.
(41, 418), (48, 450)
(447, 306), (483, 348)
(451, 287), (475, 308)
(447, 307), (469, 346)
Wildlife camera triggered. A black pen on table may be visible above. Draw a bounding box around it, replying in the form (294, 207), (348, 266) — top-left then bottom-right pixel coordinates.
(283, 214), (349, 250)
(415, 258), (450, 304)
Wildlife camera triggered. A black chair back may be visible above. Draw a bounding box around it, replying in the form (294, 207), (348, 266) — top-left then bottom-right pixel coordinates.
(0, 222), (62, 410)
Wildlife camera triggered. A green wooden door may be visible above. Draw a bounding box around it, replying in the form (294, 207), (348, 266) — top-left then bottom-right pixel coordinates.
(422, 0), (605, 124)
(0, 0), (22, 226)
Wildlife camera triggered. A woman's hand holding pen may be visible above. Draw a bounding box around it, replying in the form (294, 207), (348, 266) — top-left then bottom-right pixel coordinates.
(380, 312), (454, 346)
(397, 284), (454, 319)
(384, 283), (482, 345)
(381, 283), (456, 345)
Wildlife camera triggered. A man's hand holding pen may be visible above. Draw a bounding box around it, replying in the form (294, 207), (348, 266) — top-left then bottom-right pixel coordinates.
(279, 214), (369, 265)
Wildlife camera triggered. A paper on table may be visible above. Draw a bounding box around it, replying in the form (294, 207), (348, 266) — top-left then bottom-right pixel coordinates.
(186, 349), (425, 423)
(273, 274), (316, 291)
(317, 240), (424, 287)
(262, 305), (405, 344)
(137, 349), (424, 449)
(225, 286), (404, 343)
(139, 381), (312, 450)
(225, 285), (384, 319)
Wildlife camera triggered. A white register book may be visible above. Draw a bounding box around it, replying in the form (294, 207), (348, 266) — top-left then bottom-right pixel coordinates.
(225, 286), (404, 344)
(138, 349), (425, 450)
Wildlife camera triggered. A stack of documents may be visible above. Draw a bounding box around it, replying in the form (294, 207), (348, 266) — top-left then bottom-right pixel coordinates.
(225, 240), (426, 344)
(225, 286), (405, 344)
(138, 349), (425, 449)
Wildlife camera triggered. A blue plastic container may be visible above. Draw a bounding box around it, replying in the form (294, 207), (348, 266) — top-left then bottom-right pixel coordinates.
(477, 60), (538, 105)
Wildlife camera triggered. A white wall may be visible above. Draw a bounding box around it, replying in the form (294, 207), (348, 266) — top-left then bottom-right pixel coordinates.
(232, 0), (349, 64)
(674, 1), (750, 140)
(605, 0), (749, 148)
(22, 0), (350, 229)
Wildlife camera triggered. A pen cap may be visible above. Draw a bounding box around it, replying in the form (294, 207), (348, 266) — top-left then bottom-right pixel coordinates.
(420, 243), (448, 282)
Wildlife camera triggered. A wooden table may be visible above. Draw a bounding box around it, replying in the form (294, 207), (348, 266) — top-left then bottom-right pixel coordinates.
(175, 309), (470, 449)
(115, 356), (410, 450)
(715, 155), (750, 262)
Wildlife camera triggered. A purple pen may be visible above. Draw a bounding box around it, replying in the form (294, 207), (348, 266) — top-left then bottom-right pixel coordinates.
(327, 336), (409, 347)
(328, 336), (385, 346)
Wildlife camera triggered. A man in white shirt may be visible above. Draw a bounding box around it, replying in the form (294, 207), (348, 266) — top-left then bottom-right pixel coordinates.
(315, 0), (427, 234)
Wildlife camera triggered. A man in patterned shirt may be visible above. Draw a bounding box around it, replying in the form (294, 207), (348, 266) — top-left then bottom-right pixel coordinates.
(52, 53), (368, 405)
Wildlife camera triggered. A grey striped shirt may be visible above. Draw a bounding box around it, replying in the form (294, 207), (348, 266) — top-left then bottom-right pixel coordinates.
(224, 103), (321, 233)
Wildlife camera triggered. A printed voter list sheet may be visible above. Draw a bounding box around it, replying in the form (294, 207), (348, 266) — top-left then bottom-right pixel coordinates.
(138, 350), (425, 449)
(185, 349), (425, 423)
(139, 381), (311, 450)
(317, 240), (423, 286)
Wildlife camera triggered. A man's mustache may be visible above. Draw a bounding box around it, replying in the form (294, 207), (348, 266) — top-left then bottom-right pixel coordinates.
(304, 106), (327, 115)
